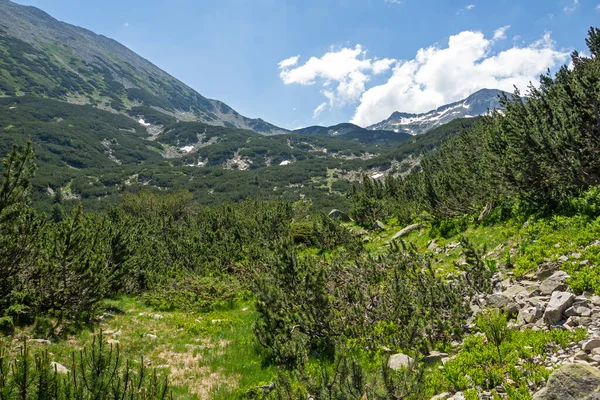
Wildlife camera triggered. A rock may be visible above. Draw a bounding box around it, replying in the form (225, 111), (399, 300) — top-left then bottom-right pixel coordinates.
(487, 294), (511, 309)
(50, 362), (69, 374)
(328, 209), (351, 222)
(517, 304), (544, 325)
(503, 284), (528, 299)
(547, 271), (571, 282)
(478, 202), (494, 221)
(153, 314), (164, 319)
(450, 392), (465, 400)
(583, 339), (600, 352)
(544, 291), (575, 325)
(391, 224), (423, 240)
(558, 255), (569, 263)
(536, 262), (560, 281)
(429, 393), (451, 400)
(107, 339), (120, 345)
(566, 306), (592, 318)
(423, 351), (448, 364)
(371, 220), (385, 231)
(540, 279), (568, 295)
(532, 363), (600, 399)
(143, 333), (157, 339)
(580, 260), (591, 267)
(507, 302), (521, 315)
(388, 353), (414, 370)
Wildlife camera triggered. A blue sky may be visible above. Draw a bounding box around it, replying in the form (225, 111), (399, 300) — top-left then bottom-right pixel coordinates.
(11, 0), (600, 129)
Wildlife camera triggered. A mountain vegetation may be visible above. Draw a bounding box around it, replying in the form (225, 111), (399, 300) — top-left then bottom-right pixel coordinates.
(1, 0), (600, 398)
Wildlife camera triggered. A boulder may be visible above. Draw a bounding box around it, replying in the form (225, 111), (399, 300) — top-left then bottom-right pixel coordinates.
(583, 339), (600, 352)
(517, 304), (544, 325)
(544, 291), (575, 325)
(503, 284), (528, 299)
(391, 224), (423, 240)
(371, 220), (385, 231)
(328, 209), (351, 222)
(50, 362), (69, 374)
(486, 294), (511, 309)
(536, 262), (560, 281)
(566, 306), (592, 318)
(540, 279), (568, 295)
(547, 271), (571, 282)
(532, 363), (600, 399)
(388, 353), (414, 370)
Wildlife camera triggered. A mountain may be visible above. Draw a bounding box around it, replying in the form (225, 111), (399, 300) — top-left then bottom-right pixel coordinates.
(367, 89), (506, 135)
(0, 0), (286, 134)
(293, 123), (412, 145)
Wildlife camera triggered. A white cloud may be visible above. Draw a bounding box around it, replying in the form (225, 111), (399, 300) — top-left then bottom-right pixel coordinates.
(457, 4), (475, 14)
(278, 45), (396, 107)
(350, 30), (569, 126)
(596, 3), (600, 10)
(123, 22), (129, 28)
(278, 55), (299, 69)
(564, 0), (578, 13)
(385, 0), (402, 3)
(313, 102), (327, 119)
(493, 25), (510, 41)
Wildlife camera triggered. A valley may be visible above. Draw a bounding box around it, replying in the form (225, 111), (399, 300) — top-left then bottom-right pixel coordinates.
(1, 1), (600, 399)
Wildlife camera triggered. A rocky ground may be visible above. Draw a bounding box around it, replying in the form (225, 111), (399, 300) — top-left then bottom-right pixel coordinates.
(440, 254), (600, 399)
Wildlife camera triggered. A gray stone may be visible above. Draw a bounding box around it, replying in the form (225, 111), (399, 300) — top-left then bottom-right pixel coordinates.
(558, 255), (569, 263)
(487, 294), (511, 309)
(423, 351), (448, 364)
(540, 279), (568, 295)
(391, 224), (423, 240)
(388, 353), (414, 370)
(547, 271), (571, 282)
(143, 333), (157, 339)
(507, 302), (521, 315)
(517, 304), (544, 325)
(532, 363), (600, 399)
(583, 339), (600, 352)
(503, 284), (528, 299)
(429, 393), (451, 400)
(50, 362), (69, 374)
(328, 209), (351, 222)
(544, 291), (575, 325)
(536, 262), (560, 280)
(371, 220), (385, 231)
(566, 306), (593, 318)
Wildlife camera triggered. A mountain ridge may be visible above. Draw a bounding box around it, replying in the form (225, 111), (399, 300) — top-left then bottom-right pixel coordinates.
(0, 0), (288, 134)
(367, 88), (507, 135)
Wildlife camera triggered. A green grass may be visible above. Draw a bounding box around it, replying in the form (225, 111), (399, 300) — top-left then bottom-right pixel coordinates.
(11, 297), (274, 399)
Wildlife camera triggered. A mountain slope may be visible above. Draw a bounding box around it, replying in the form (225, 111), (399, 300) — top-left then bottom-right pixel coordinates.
(0, 0), (286, 134)
(368, 89), (506, 135)
(293, 123), (412, 145)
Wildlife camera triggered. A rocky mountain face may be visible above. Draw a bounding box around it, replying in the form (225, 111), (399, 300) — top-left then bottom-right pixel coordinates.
(367, 89), (507, 135)
(0, 0), (286, 134)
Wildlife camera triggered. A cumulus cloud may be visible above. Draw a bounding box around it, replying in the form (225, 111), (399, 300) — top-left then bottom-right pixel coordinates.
(350, 30), (569, 126)
(564, 0), (578, 13)
(278, 55), (299, 69)
(278, 45), (396, 107)
(596, 3), (600, 10)
(385, 0), (402, 4)
(123, 22), (129, 28)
